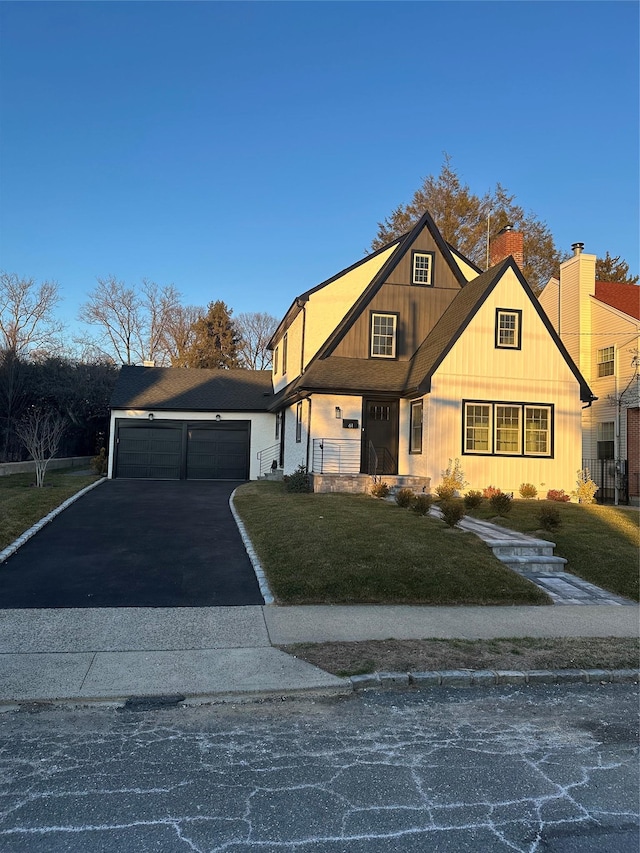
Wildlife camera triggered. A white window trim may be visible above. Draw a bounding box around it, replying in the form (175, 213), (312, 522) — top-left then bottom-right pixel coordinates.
(370, 313), (397, 359)
(496, 309), (521, 349)
(412, 252), (434, 286)
(464, 401), (552, 458)
(464, 403), (492, 455)
(597, 346), (615, 377)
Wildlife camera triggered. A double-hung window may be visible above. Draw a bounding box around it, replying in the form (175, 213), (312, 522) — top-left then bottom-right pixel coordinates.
(274, 346), (279, 375)
(295, 401), (302, 443)
(597, 346), (614, 377)
(370, 312), (398, 358)
(597, 422), (614, 459)
(410, 400), (423, 454)
(495, 309), (522, 349)
(412, 251), (434, 286)
(464, 401), (552, 457)
(282, 333), (288, 374)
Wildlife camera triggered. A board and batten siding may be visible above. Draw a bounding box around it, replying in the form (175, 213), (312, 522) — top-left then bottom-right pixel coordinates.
(424, 267), (584, 494)
(384, 224), (462, 291)
(108, 409), (276, 480)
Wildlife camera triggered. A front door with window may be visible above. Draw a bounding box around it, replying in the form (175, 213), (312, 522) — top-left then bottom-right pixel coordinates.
(361, 399), (399, 475)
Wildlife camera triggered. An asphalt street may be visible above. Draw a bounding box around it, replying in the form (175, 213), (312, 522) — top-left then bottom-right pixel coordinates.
(0, 684), (637, 852)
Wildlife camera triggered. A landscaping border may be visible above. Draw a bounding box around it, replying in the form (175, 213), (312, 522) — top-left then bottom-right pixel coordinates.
(230, 487), (275, 604)
(350, 668), (639, 690)
(0, 478), (106, 564)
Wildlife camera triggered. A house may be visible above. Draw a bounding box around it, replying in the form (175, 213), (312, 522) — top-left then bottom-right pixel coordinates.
(538, 246), (640, 503)
(108, 366), (274, 480)
(268, 211), (594, 495)
(108, 210), (594, 495)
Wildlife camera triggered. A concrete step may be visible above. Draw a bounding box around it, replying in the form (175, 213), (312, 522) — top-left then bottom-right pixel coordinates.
(502, 555), (568, 573)
(492, 544), (556, 558)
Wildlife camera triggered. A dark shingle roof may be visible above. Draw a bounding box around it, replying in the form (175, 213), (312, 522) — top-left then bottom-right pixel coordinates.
(298, 357), (410, 394)
(111, 366), (274, 411)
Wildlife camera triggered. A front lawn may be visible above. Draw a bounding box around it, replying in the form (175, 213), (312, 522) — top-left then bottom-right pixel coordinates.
(0, 470), (100, 551)
(233, 482), (549, 606)
(468, 500), (639, 602)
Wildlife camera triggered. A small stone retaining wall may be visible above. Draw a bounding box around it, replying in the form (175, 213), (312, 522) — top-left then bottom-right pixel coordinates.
(311, 473), (431, 494)
(0, 457), (92, 477)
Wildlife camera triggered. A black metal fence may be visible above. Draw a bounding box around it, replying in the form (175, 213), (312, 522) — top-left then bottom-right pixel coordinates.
(582, 458), (628, 504)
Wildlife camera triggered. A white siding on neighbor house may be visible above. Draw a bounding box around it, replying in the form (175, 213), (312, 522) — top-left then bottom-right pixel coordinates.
(424, 267), (584, 494)
(538, 277), (560, 330)
(557, 252), (597, 379)
(108, 409), (276, 480)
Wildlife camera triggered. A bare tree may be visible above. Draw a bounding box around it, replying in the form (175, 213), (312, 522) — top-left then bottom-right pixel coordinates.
(15, 407), (66, 487)
(235, 311), (279, 369)
(162, 304), (203, 367)
(79, 277), (182, 365)
(0, 272), (63, 355)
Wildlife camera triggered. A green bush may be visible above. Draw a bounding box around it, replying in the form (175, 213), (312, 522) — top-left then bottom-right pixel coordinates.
(395, 488), (415, 508)
(370, 481), (390, 499)
(538, 504), (561, 531)
(518, 482), (538, 499)
(91, 447), (108, 475)
(284, 464), (311, 493)
(435, 483), (456, 500)
(439, 498), (465, 528)
(489, 492), (513, 516)
(463, 490), (483, 509)
(412, 493), (433, 516)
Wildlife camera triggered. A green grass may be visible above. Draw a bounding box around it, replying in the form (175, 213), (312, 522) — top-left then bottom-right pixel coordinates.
(0, 470), (100, 551)
(468, 500), (639, 602)
(233, 482), (549, 606)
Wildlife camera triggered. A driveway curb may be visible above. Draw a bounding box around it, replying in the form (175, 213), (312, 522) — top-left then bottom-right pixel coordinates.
(230, 488), (275, 604)
(0, 477), (105, 565)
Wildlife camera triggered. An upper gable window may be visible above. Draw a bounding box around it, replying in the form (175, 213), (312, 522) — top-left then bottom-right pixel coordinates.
(370, 312), (398, 358)
(412, 251), (434, 286)
(597, 346), (614, 377)
(495, 309), (522, 349)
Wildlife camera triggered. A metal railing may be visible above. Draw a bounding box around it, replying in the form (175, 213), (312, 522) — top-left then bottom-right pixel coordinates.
(582, 458), (628, 504)
(312, 439), (361, 474)
(257, 443), (280, 476)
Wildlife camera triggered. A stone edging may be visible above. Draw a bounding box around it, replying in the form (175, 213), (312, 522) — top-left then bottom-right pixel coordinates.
(350, 668), (640, 690)
(229, 489), (275, 604)
(0, 478), (106, 565)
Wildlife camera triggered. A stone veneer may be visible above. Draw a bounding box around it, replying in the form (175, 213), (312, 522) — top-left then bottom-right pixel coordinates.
(311, 473), (430, 494)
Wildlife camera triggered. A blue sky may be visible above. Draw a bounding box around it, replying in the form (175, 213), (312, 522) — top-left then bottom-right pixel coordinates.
(1, 1), (638, 339)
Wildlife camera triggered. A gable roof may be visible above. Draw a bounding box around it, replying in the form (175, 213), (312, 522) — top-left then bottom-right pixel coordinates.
(594, 281), (640, 321)
(111, 366), (273, 411)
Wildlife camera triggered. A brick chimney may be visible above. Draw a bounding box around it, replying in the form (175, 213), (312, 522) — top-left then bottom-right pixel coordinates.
(490, 224), (524, 269)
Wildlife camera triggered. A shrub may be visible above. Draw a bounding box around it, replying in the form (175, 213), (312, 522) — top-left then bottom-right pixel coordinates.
(395, 488), (415, 508)
(572, 468), (598, 504)
(370, 481), (390, 499)
(518, 482), (538, 500)
(463, 490), (483, 510)
(91, 447), (108, 475)
(284, 464), (311, 493)
(489, 492), (513, 516)
(483, 485), (502, 499)
(439, 498), (465, 528)
(412, 493), (433, 516)
(546, 489), (570, 502)
(538, 504), (561, 531)
(437, 458), (468, 498)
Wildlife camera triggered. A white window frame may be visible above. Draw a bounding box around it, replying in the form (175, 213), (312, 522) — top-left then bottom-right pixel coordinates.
(464, 403), (492, 454)
(525, 406), (551, 456)
(464, 401), (552, 457)
(295, 401), (302, 443)
(495, 405), (521, 455)
(597, 346), (614, 377)
(409, 400), (423, 454)
(495, 309), (521, 349)
(412, 251), (434, 286)
(370, 313), (397, 359)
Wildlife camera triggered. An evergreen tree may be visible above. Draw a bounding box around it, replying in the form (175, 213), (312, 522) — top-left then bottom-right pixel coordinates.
(595, 252), (639, 284)
(182, 301), (241, 369)
(371, 153), (565, 293)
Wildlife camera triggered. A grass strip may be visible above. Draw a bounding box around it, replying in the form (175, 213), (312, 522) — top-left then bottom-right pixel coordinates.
(0, 470), (100, 551)
(234, 482), (549, 606)
(283, 637), (640, 677)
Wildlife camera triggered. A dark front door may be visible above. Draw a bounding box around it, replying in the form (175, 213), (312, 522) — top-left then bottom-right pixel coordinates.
(361, 399), (399, 475)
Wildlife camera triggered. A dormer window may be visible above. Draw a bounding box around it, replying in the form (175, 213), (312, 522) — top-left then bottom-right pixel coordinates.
(495, 309), (522, 349)
(370, 312), (398, 358)
(412, 251), (434, 286)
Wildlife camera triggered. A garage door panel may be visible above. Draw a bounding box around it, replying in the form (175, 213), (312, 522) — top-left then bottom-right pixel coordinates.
(187, 427), (248, 480)
(116, 426), (182, 479)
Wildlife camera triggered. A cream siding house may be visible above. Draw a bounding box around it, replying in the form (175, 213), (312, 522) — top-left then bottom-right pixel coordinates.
(269, 211), (593, 494)
(539, 248), (640, 502)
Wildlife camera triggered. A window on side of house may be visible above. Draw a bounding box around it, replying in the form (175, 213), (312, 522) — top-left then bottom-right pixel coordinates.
(495, 309), (522, 349)
(597, 346), (614, 377)
(295, 401), (302, 443)
(274, 346), (279, 375)
(282, 333), (288, 374)
(597, 421), (614, 459)
(410, 400), (423, 454)
(370, 312), (398, 358)
(275, 411), (281, 440)
(411, 251), (434, 286)
(464, 402), (553, 457)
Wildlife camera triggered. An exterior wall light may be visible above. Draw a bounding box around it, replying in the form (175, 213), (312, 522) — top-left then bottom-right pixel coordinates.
(215, 414), (221, 421)
(335, 407), (342, 419)
(148, 413), (154, 421)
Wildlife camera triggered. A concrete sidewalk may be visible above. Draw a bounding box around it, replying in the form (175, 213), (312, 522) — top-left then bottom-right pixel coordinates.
(0, 603), (637, 705)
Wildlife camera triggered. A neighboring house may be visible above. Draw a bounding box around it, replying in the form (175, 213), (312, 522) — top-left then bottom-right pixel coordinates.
(539, 247), (640, 504)
(108, 366), (274, 480)
(268, 212), (593, 495)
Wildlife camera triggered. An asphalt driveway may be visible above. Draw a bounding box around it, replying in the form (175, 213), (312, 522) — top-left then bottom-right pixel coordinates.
(0, 480), (264, 608)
